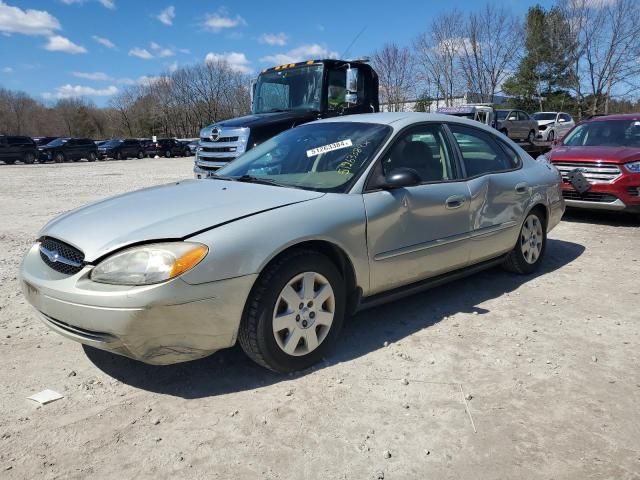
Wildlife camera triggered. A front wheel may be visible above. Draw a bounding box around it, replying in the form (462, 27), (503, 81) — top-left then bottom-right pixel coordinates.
(23, 152), (36, 164)
(503, 210), (546, 274)
(527, 130), (536, 144)
(238, 250), (345, 372)
(548, 129), (555, 142)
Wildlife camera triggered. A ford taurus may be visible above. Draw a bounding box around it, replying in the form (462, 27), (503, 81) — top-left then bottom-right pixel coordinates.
(20, 113), (565, 372)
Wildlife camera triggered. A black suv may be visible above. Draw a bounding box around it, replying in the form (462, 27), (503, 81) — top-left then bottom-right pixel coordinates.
(0, 136), (38, 164)
(98, 139), (145, 160)
(156, 138), (188, 157)
(39, 138), (98, 163)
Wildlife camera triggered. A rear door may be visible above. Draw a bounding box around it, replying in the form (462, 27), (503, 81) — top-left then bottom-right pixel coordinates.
(363, 123), (471, 294)
(448, 124), (526, 264)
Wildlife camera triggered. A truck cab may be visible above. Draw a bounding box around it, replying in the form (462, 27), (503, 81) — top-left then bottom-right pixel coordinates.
(194, 59), (379, 178)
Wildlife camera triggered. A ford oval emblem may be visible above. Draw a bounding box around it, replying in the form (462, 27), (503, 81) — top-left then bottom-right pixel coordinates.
(210, 128), (220, 142)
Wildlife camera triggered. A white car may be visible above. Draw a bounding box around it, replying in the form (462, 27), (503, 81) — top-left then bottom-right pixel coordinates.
(533, 112), (575, 142)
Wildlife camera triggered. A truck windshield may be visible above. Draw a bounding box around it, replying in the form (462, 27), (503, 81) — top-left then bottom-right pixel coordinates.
(252, 65), (324, 114)
(562, 120), (640, 147)
(214, 122), (391, 192)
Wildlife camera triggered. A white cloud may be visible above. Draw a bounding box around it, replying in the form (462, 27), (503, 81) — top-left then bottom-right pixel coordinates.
(205, 51), (252, 74)
(150, 41), (161, 50)
(157, 5), (175, 26)
(98, 0), (115, 9)
(259, 32), (287, 46)
(260, 44), (337, 65)
(92, 35), (115, 49)
(45, 84), (118, 99)
(0, 1), (60, 36)
(137, 75), (167, 87)
(44, 35), (87, 54)
(72, 71), (111, 81)
(157, 48), (175, 58)
(129, 47), (153, 59)
(2, 66), (13, 73)
(204, 11), (246, 32)
(168, 61), (178, 73)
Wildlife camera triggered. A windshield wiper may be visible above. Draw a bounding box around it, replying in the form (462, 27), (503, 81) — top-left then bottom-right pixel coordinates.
(235, 175), (287, 187)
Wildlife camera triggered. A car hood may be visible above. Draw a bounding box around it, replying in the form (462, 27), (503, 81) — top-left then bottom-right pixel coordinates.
(206, 110), (319, 130)
(549, 146), (640, 164)
(536, 119), (556, 126)
(39, 180), (324, 262)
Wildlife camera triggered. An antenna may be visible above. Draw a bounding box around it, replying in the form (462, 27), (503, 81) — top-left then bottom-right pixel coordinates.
(341, 26), (367, 59)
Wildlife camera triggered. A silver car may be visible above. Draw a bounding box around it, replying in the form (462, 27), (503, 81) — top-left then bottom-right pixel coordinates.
(20, 113), (565, 372)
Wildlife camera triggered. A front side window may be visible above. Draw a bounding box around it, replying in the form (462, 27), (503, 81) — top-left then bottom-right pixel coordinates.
(449, 125), (517, 177)
(381, 125), (455, 182)
(252, 65), (323, 114)
(563, 120), (640, 147)
(215, 122), (390, 192)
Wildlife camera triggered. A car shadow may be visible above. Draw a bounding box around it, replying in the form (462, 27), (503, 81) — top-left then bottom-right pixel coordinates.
(85, 238), (586, 399)
(562, 208), (640, 227)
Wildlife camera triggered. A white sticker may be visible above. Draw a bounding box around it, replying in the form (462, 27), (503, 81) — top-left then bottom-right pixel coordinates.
(306, 139), (352, 157)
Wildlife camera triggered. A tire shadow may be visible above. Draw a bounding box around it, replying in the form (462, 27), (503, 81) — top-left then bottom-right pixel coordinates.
(85, 238), (585, 399)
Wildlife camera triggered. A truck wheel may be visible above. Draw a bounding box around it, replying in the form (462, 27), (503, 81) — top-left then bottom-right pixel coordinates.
(137, 150), (144, 159)
(53, 152), (65, 163)
(23, 152), (36, 164)
(503, 209), (547, 274)
(527, 130), (536, 144)
(238, 249), (346, 373)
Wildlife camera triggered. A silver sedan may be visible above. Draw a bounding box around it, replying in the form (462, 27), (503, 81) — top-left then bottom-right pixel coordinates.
(20, 113), (565, 372)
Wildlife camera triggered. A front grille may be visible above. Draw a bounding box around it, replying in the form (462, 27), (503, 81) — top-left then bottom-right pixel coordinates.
(201, 146), (236, 153)
(627, 187), (640, 197)
(553, 161), (621, 184)
(562, 190), (618, 203)
(39, 237), (85, 275)
(42, 314), (116, 343)
(200, 136), (238, 143)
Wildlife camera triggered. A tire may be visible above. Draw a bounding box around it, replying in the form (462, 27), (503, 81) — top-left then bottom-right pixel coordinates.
(137, 150), (144, 159)
(115, 151), (122, 160)
(53, 152), (65, 164)
(527, 130), (536, 144)
(238, 249), (346, 373)
(165, 150), (171, 158)
(503, 209), (547, 274)
(23, 152), (35, 164)
(87, 152), (97, 162)
(548, 130), (555, 142)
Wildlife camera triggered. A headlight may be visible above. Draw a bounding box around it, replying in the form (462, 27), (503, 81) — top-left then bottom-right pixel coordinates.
(91, 242), (208, 285)
(624, 161), (640, 173)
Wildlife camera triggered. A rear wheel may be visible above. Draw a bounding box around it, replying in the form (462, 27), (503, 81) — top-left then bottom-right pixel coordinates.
(503, 210), (546, 274)
(238, 250), (345, 372)
(527, 130), (536, 144)
(23, 152), (35, 164)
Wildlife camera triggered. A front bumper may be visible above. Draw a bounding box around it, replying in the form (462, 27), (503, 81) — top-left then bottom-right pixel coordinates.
(560, 179), (640, 213)
(20, 243), (257, 365)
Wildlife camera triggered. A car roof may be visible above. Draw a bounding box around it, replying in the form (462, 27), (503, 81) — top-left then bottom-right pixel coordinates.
(312, 112), (499, 132)
(585, 113), (640, 122)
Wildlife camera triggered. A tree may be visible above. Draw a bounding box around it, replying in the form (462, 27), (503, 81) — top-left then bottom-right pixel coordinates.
(371, 43), (416, 111)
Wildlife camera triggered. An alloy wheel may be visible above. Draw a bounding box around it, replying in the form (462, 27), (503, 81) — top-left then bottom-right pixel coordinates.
(272, 271), (335, 356)
(520, 214), (543, 264)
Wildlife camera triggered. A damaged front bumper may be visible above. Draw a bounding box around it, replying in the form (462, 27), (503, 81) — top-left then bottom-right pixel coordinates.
(20, 243), (256, 365)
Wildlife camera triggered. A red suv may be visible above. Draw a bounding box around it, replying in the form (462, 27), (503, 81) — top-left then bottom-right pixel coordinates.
(547, 114), (640, 215)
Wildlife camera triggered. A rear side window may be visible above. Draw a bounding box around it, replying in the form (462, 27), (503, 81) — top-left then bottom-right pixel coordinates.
(449, 125), (518, 177)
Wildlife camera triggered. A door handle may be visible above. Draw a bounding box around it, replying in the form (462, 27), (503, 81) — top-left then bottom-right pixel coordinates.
(515, 182), (529, 194)
(445, 195), (466, 209)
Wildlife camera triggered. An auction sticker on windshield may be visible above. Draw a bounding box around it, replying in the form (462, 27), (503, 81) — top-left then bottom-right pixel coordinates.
(306, 139), (352, 157)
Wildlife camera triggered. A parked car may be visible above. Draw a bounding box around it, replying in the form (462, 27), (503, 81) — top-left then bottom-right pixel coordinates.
(532, 112), (575, 142)
(0, 135), (38, 164)
(155, 138), (188, 157)
(38, 138), (98, 163)
(139, 139), (157, 157)
(182, 140), (199, 156)
(98, 139), (145, 160)
(547, 113), (640, 215)
(20, 113), (564, 372)
(33, 136), (59, 147)
(496, 110), (539, 143)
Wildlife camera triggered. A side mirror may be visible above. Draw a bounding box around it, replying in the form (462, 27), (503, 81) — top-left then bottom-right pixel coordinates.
(346, 67), (359, 105)
(558, 118), (566, 123)
(382, 168), (421, 189)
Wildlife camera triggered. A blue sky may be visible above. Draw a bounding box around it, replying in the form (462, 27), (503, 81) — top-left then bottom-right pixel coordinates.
(0, 0), (555, 106)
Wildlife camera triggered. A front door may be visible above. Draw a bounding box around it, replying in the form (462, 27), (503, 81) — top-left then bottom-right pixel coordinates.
(363, 124), (471, 294)
(448, 124), (526, 264)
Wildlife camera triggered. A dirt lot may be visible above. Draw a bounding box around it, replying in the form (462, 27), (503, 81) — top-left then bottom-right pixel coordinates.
(0, 157), (639, 480)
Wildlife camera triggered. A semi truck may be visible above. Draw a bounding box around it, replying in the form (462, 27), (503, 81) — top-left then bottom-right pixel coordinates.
(193, 59), (379, 178)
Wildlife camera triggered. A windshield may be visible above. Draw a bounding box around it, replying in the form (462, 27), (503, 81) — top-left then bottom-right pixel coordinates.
(214, 122), (391, 192)
(496, 111), (508, 120)
(252, 65), (323, 114)
(533, 113), (557, 121)
(45, 138), (68, 147)
(562, 120), (640, 147)
(102, 140), (123, 147)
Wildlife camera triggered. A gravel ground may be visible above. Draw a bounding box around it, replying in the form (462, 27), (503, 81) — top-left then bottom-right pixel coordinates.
(0, 157), (639, 480)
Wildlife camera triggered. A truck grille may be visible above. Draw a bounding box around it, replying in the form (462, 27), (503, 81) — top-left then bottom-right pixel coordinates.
(562, 190), (618, 203)
(39, 237), (85, 275)
(197, 126), (249, 171)
(200, 136), (238, 143)
(553, 161), (621, 184)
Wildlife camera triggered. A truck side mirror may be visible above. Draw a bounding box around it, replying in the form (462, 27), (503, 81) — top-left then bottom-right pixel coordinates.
(346, 68), (359, 105)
